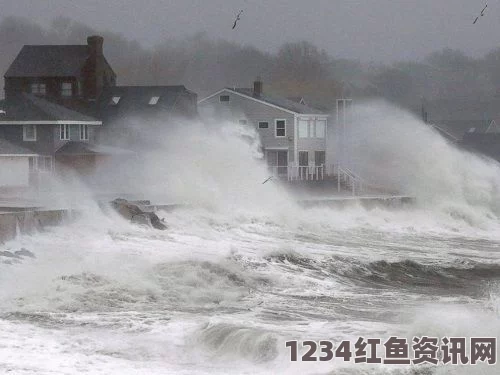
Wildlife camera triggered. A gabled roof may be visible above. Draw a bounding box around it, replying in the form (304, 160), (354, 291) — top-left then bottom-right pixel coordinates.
(461, 133), (500, 162)
(199, 88), (327, 115)
(5, 45), (90, 78)
(432, 120), (492, 141)
(0, 94), (101, 125)
(56, 141), (134, 156)
(0, 138), (38, 156)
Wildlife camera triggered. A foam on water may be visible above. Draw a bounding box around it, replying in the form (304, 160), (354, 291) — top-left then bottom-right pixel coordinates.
(2, 104), (500, 374)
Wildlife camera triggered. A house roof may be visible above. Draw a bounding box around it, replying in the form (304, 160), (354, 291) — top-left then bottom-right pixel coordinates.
(461, 133), (500, 162)
(56, 141), (134, 156)
(431, 120), (493, 141)
(229, 88), (327, 115)
(0, 93), (101, 125)
(5, 45), (90, 78)
(97, 85), (197, 119)
(199, 87), (327, 115)
(0, 138), (38, 156)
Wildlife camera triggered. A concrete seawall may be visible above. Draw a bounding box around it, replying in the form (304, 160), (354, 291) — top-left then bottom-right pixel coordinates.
(0, 209), (73, 243)
(0, 195), (415, 243)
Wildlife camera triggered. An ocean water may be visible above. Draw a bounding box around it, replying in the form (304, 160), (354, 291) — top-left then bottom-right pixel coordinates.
(1, 105), (500, 374)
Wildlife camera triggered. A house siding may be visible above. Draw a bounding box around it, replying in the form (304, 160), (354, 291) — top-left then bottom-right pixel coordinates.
(199, 90), (297, 163)
(1, 124), (54, 155)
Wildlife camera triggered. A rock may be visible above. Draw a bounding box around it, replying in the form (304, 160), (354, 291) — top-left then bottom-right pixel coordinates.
(0, 251), (20, 259)
(15, 248), (36, 258)
(110, 198), (167, 230)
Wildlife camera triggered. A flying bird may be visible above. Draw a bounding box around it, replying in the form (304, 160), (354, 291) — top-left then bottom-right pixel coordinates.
(232, 10), (243, 29)
(473, 4), (487, 24)
(262, 176), (273, 184)
(481, 4), (488, 16)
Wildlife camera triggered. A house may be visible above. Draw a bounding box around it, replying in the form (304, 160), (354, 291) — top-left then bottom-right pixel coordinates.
(0, 35), (197, 188)
(96, 85), (197, 149)
(0, 36), (115, 186)
(198, 79), (329, 180)
(460, 119), (500, 162)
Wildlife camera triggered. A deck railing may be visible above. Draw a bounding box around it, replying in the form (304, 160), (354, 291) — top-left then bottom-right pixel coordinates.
(268, 164), (325, 181)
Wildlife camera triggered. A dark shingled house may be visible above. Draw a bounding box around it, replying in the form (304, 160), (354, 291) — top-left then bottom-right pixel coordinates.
(0, 36), (197, 188)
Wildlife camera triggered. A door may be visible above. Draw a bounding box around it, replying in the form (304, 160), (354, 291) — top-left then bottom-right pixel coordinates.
(315, 151), (325, 166)
(266, 150), (288, 177)
(277, 150), (288, 176)
(314, 151), (326, 180)
(299, 151), (308, 179)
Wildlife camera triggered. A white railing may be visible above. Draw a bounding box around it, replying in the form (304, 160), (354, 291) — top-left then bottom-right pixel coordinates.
(332, 164), (365, 195)
(268, 164), (325, 181)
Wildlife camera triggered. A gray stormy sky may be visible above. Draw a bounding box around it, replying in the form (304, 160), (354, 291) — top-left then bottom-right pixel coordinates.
(0, 0), (499, 62)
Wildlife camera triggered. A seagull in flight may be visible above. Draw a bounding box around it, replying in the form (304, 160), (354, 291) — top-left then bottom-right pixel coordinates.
(474, 3), (487, 24)
(232, 10), (243, 29)
(481, 4), (488, 16)
(262, 176), (273, 184)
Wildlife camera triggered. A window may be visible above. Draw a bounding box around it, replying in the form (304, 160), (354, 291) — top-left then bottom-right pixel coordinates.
(60, 124), (70, 140)
(31, 83), (46, 95)
(315, 151), (326, 166)
(28, 157), (36, 172)
(219, 95), (230, 102)
(80, 124), (89, 141)
(239, 119), (247, 125)
(110, 96), (121, 105)
(299, 119), (309, 138)
(275, 119), (286, 137)
(23, 125), (36, 141)
(258, 121), (269, 129)
(61, 82), (72, 97)
(28, 157), (53, 173)
(149, 96), (160, 105)
(315, 120), (326, 138)
(38, 157), (52, 172)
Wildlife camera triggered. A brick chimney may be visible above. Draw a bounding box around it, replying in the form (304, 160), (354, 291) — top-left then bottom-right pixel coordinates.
(83, 35), (104, 100)
(253, 77), (263, 98)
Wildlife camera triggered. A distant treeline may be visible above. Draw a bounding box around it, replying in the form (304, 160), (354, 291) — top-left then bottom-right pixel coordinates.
(1, 16), (499, 113)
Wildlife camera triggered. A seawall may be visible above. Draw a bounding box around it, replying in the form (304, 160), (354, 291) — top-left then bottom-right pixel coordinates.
(0, 209), (74, 243)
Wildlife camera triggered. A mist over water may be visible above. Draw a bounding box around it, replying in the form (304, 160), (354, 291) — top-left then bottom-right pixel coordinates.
(2, 104), (500, 374)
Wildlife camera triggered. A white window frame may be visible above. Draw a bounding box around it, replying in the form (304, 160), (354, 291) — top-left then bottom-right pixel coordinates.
(219, 95), (230, 103)
(61, 82), (72, 97)
(60, 124), (70, 140)
(23, 125), (37, 141)
(298, 119), (309, 138)
(31, 83), (46, 95)
(275, 119), (286, 138)
(258, 121), (269, 129)
(80, 124), (89, 141)
(315, 119), (326, 139)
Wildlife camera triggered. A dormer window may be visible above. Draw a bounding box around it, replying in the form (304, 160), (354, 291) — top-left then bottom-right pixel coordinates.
(109, 96), (121, 105)
(149, 96), (160, 105)
(31, 83), (46, 96)
(61, 82), (72, 97)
